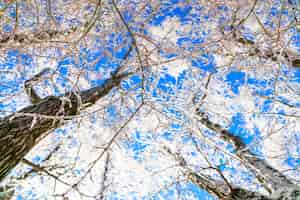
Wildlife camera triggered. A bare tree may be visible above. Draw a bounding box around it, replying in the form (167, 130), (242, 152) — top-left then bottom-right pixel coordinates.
(0, 0), (299, 199)
(0, 66), (131, 182)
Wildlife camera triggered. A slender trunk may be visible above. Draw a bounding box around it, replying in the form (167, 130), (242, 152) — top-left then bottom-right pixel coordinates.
(194, 110), (300, 199)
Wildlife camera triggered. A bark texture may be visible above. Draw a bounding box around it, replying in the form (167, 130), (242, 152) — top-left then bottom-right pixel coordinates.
(193, 110), (300, 200)
(0, 72), (130, 182)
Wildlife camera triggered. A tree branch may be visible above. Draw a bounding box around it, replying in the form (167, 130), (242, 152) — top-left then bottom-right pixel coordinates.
(0, 70), (132, 182)
(195, 110), (294, 192)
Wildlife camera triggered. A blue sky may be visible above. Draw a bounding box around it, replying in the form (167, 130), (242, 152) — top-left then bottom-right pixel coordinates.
(1, 0), (300, 199)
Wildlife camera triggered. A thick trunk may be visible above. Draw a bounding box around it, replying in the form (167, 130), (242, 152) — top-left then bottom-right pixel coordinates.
(0, 72), (130, 182)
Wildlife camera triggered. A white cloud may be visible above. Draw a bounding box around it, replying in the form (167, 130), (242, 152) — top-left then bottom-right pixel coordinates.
(148, 17), (182, 44)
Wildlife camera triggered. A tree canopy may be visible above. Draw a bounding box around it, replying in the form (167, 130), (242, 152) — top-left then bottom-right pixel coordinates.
(0, 0), (299, 199)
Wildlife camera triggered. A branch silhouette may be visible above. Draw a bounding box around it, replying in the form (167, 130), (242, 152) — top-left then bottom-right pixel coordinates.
(0, 69), (132, 182)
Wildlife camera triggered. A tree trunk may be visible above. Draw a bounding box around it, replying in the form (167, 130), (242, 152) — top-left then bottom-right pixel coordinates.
(192, 110), (300, 200)
(0, 72), (130, 182)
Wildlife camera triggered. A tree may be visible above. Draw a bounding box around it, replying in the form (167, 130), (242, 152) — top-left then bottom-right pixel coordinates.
(0, 0), (299, 199)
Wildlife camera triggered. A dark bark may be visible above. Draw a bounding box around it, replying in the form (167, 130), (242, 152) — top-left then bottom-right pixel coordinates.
(194, 110), (300, 199)
(189, 172), (272, 200)
(165, 146), (273, 200)
(0, 28), (77, 48)
(0, 72), (131, 182)
(232, 30), (300, 68)
(196, 110), (292, 191)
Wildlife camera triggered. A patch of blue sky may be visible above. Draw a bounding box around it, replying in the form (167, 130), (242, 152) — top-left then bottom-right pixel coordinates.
(182, 183), (216, 200)
(229, 113), (263, 156)
(8, 9), (16, 18)
(68, 17), (82, 27)
(57, 57), (76, 70)
(292, 28), (300, 40)
(216, 4), (229, 11)
(57, 34), (130, 71)
(291, 68), (300, 83)
(225, 71), (277, 105)
(0, 54), (30, 97)
(225, 71), (245, 94)
(58, 65), (68, 76)
(163, 107), (184, 121)
(275, 107), (287, 116)
(241, 31), (256, 42)
(161, 131), (173, 141)
(115, 42), (133, 60)
(56, 46), (131, 89)
(80, 48), (102, 64)
(285, 132), (300, 167)
(0, 2), (16, 19)
(150, 1), (192, 25)
(200, 125), (219, 139)
(170, 122), (182, 131)
(121, 10), (134, 24)
(18, 53), (33, 67)
(192, 54), (216, 73)
(121, 74), (142, 91)
(124, 192), (145, 200)
(94, 56), (118, 71)
(31, 155), (42, 164)
(0, 102), (15, 115)
(54, 128), (68, 137)
(157, 73), (176, 93)
(271, 1), (290, 16)
(107, 192), (126, 200)
(105, 32), (132, 56)
(247, 77), (273, 95)
(0, 72), (24, 100)
(229, 113), (251, 144)
(2, 50), (19, 69)
(181, 134), (194, 144)
(260, 99), (273, 113)
(158, 65), (188, 90)
(0, 101), (6, 111)
(104, 105), (121, 124)
(15, 194), (23, 200)
(151, 89), (169, 102)
(150, 79), (176, 102)
(158, 49), (178, 60)
(0, 80), (18, 92)
(177, 36), (204, 50)
(2, 23), (13, 33)
(219, 160), (257, 187)
(240, 170), (257, 184)
(94, 44), (132, 78)
(285, 157), (300, 168)
(122, 131), (149, 161)
(270, 4), (280, 17)
(218, 155), (228, 169)
(15, 191), (37, 200)
(190, 5), (203, 20)
(149, 184), (176, 200)
(176, 70), (187, 90)
(171, 5), (192, 22)
(247, 79), (278, 112)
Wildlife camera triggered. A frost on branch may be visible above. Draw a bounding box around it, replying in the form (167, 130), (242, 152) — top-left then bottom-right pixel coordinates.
(0, 0), (300, 199)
